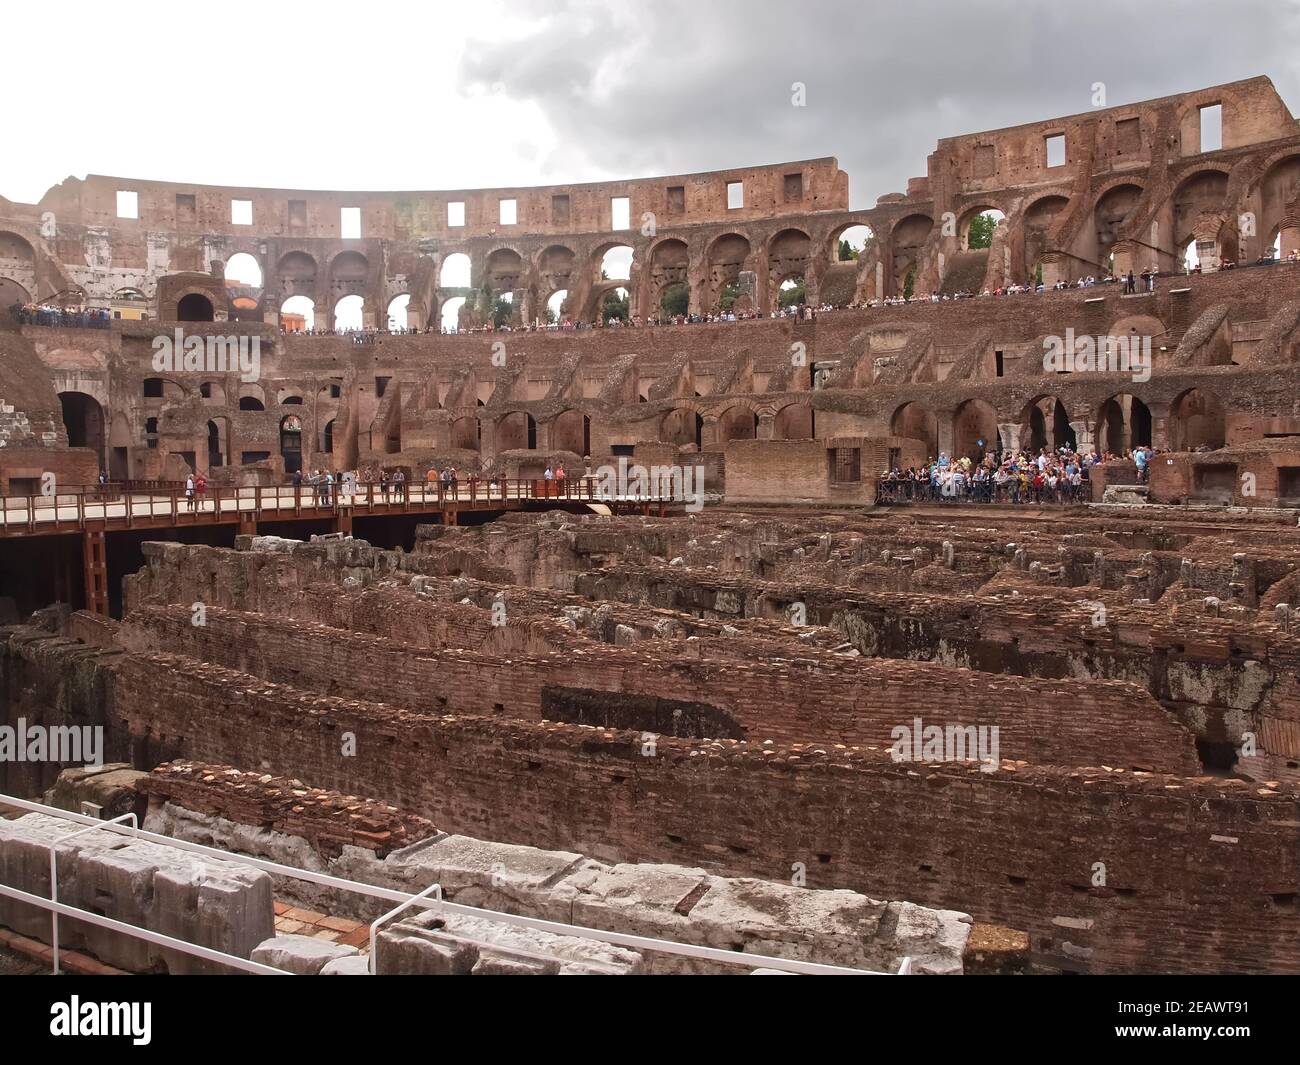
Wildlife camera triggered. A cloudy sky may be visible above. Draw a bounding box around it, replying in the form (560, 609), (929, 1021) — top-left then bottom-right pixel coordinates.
(4, 0), (1298, 208)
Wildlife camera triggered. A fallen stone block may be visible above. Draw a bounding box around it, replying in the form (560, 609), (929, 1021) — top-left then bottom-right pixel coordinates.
(251, 933), (360, 975)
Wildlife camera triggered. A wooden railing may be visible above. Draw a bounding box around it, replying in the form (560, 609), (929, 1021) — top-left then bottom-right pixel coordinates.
(0, 477), (668, 535)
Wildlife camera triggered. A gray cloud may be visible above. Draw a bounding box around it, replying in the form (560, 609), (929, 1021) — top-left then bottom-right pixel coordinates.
(458, 0), (1300, 207)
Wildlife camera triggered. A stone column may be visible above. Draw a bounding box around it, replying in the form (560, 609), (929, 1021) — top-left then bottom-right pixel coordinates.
(997, 422), (1021, 454)
(1110, 240), (1136, 279)
(688, 273), (705, 317)
(700, 415), (721, 448)
(937, 415), (955, 459)
(1279, 213), (1300, 259)
(1070, 420), (1094, 455)
(757, 414), (775, 441)
(1148, 404), (1171, 451)
(1039, 252), (1065, 288)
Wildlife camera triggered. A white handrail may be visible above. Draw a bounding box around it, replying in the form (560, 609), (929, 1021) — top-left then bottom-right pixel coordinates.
(51, 812), (138, 974)
(0, 881), (287, 975)
(368, 881), (443, 974)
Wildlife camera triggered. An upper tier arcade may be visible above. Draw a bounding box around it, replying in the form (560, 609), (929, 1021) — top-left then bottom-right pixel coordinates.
(2, 76), (1299, 331)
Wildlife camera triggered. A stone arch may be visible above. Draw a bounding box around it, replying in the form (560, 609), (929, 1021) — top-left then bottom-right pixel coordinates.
(889, 214), (933, 294)
(594, 241), (634, 282)
(207, 416), (229, 468)
(767, 228), (812, 281)
(450, 415), (480, 452)
(705, 233), (752, 312)
(1253, 153), (1300, 260)
(951, 399), (998, 463)
(277, 251), (318, 297)
(199, 380), (227, 404)
(955, 204), (1008, 249)
(551, 408), (590, 456)
(238, 383), (266, 411)
(485, 247), (525, 297)
(647, 238), (690, 308)
(176, 292), (214, 322)
(439, 252), (472, 289)
(1020, 394), (1076, 454)
(224, 252), (263, 288)
(825, 219), (876, 262)
(890, 401), (938, 459)
(280, 295), (315, 331)
(576, 242), (633, 320)
(661, 406), (703, 448)
(58, 391), (105, 466)
(537, 244), (578, 296)
(1171, 168), (1230, 249)
(0, 277), (32, 311)
(328, 251), (369, 300)
(439, 295), (467, 332)
(773, 401), (814, 440)
(496, 410), (536, 451)
(333, 294), (364, 331)
(386, 293), (410, 331)
(279, 413), (304, 474)
(718, 403), (759, 442)
(1081, 183), (1145, 271)
(768, 228), (812, 309)
(0, 231), (36, 263)
(0, 231), (37, 313)
(1022, 195), (1071, 279)
(1169, 387), (1226, 451)
(1096, 393), (1152, 454)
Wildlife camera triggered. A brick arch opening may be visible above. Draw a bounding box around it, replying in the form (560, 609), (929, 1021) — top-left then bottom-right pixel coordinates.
(662, 407), (703, 448)
(774, 402), (814, 440)
(177, 293), (214, 322)
(1097, 394), (1152, 454)
(1170, 388), (1226, 451)
(58, 391), (105, 466)
(891, 402), (938, 459)
(719, 404), (759, 442)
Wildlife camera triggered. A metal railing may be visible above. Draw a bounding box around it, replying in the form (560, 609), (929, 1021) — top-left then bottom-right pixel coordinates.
(0, 792), (905, 976)
(875, 477), (1092, 505)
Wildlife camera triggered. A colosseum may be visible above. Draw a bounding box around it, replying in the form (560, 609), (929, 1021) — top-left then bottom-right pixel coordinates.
(1, 74), (1298, 980)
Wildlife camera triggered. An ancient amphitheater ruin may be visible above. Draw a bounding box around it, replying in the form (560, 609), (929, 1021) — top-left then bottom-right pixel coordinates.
(1, 75), (1299, 978)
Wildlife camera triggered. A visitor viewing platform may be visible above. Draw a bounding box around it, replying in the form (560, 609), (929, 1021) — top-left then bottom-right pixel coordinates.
(0, 478), (678, 540)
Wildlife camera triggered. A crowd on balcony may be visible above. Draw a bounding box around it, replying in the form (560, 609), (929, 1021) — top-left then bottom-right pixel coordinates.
(876, 444), (1156, 504)
(7, 303), (112, 329)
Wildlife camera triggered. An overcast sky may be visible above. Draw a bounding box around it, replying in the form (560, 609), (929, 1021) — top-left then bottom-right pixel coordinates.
(4, 0), (1299, 209)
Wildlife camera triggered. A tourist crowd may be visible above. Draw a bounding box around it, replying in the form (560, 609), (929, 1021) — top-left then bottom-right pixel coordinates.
(12, 249), (1300, 336)
(8, 303), (112, 329)
(876, 444), (1157, 504)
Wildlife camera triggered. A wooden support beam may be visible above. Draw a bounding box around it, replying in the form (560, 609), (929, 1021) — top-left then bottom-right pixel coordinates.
(82, 530), (109, 616)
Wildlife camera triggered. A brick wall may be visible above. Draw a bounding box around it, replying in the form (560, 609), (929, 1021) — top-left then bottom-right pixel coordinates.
(98, 652), (1300, 975)
(115, 603), (1200, 772)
